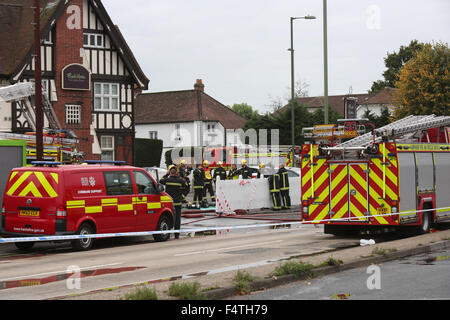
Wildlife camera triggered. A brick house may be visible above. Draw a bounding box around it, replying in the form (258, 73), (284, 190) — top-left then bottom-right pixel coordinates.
(0, 0), (149, 163)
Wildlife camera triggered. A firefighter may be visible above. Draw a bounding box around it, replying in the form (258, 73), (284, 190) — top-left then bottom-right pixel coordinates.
(278, 163), (291, 209)
(233, 159), (255, 179)
(178, 160), (191, 204)
(227, 164), (239, 180)
(192, 163), (205, 208)
(213, 161), (227, 182)
(159, 167), (187, 239)
(202, 160), (215, 204)
(257, 163), (265, 178)
(268, 171), (281, 211)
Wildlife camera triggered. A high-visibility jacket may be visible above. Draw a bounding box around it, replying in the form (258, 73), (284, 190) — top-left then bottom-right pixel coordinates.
(278, 167), (290, 190)
(213, 166), (227, 181)
(193, 168), (205, 188)
(268, 173), (280, 193)
(159, 176), (187, 206)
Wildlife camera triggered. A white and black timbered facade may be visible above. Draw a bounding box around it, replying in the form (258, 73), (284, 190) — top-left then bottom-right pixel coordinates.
(0, 0), (149, 164)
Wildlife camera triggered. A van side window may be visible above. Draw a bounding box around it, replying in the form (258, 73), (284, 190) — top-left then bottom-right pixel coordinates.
(133, 171), (157, 194)
(104, 171), (133, 196)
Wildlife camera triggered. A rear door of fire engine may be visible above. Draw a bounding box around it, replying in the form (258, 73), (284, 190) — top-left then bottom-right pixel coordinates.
(329, 163), (369, 222)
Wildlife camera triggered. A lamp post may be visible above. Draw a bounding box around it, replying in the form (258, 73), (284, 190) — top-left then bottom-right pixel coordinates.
(289, 15), (316, 167)
(33, 0), (43, 161)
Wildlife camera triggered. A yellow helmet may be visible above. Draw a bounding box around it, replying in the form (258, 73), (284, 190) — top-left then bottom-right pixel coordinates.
(180, 160), (186, 165)
(259, 163), (265, 169)
(203, 160), (209, 166)
(241, 159), (247, 165)
(218, 161), (223, 166)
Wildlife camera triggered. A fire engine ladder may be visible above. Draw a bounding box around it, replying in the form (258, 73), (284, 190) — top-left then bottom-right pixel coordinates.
(0, 82), (61, 131)
(325, 115), (450, 150)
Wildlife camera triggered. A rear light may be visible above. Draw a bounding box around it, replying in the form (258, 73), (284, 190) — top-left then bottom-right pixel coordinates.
(56, 207), (67, 219)
(302, 200), (309, 220)
(391, 201), (398, 221)
(1, 206), (5, 216)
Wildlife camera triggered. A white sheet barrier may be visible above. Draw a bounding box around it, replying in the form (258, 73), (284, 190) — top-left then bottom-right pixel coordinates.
(215, 177), (301, 214)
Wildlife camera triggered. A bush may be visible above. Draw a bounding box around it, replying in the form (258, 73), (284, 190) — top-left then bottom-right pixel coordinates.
(168, 281), (206, 300)
(272, 261), (315, 279)
(124, 286), (158, 300)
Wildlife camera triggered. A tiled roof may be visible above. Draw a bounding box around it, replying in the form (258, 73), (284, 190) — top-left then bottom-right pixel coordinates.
(135, 81), (246, 129)
(0, 0), (61, 77)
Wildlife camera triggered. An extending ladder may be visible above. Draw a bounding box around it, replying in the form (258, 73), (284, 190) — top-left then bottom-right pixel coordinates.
(326, 115), (450, 150)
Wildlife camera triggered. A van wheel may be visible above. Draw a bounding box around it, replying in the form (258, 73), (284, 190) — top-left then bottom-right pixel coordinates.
(72, 223), (95, 251)
(15, 241), (35, 252)
(153, 215), (171, 242)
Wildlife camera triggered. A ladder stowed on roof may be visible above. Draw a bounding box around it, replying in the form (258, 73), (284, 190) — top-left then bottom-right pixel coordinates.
(325, 114), (450, 150)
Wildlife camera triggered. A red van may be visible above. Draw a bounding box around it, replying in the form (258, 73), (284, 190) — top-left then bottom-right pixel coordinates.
(1, 161), (174, 251)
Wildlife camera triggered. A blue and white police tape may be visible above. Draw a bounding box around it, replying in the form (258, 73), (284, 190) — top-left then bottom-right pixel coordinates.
(0, 206), (449, 244)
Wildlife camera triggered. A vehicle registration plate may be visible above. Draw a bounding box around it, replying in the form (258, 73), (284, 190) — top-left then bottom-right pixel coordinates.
(19, 210), (40, 217)
(377, 207), (388, 215)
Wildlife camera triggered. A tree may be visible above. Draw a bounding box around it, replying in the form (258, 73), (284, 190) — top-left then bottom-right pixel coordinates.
(229, 103), (259, 120)
(392, 42), (449, 119)
(363, 107), (392, 128)
(370, 40), (425, 93)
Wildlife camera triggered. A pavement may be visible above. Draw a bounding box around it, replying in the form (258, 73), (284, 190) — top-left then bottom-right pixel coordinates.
(58, 227), (450, 300)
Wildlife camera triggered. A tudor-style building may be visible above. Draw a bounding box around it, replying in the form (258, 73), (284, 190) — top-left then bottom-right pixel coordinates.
(0, 0), (149, 163)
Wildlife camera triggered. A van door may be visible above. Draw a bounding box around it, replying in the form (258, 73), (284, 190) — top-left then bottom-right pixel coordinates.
(133, 170), (161, 231)
(103, 171), (136, 232)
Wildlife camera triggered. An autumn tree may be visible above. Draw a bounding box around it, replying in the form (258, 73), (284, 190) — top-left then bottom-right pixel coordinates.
(370, 40), (424, 94)
(392, 42), (449, 119)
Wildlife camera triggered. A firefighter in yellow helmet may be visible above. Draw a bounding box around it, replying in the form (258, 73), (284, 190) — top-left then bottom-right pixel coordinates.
(202, 160), (215, 205)
(232, 159), (255, 179)
(213, 161), (227, 182)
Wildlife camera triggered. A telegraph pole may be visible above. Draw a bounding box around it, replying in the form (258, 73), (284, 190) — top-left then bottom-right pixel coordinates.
(33, 0), (44, 161)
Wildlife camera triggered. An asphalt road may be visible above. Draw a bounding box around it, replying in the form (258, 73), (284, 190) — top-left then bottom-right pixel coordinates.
(236, 248), (450, 300)
(0, 224), (361, 300)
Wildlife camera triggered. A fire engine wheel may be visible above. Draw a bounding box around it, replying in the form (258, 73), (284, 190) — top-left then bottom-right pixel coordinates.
(153, 215), (171, 242)
(15, 241), (35, 252)
(418, 211), (431, 235)
(72, 223), (95, 251)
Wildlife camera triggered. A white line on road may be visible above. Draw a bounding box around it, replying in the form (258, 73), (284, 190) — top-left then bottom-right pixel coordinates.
(173, 240), (283, 257)
(0, 262), (122, 282)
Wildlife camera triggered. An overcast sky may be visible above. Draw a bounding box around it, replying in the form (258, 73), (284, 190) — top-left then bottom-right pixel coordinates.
(103, 0), (449, 114)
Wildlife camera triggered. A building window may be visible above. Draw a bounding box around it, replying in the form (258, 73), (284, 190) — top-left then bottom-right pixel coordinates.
(43, 31), (52, 45)
(65, 105), (81, 124)
(175, 124), (181, 136)
(83, 33), (104, 48)
(207, 123), (215, 132)
(94, 83), (119, 111)
(101, 135), (114, 160)
(149, 131), (158, 139)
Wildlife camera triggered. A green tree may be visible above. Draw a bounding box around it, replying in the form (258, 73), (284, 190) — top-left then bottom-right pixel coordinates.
(370, 40), (425, 93)
(392, 42), (449, 119)
(229, 103), (259, 120)
(363, 107), (392, 128)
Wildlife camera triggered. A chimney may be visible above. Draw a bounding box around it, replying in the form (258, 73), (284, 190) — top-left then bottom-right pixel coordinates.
(194, 79), (205, 92)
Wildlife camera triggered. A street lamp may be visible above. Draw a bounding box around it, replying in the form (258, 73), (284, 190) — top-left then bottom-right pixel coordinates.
(289, 15), (316, 167)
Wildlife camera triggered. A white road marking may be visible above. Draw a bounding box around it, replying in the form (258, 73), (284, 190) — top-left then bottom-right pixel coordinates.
(174, 240), (283, 257)
(0, 262), (122, 282)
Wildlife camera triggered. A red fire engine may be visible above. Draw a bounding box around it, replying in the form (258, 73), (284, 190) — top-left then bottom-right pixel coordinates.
(301, 115), (450, 235)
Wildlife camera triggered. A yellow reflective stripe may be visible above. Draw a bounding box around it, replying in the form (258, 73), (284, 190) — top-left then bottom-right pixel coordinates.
(102, 198), (118, 206)
(161, 196), (172, 202)
(18, 181), (43, 197)
(67, 200), (86, 208)
(118, 204), (133, 212)
(148, 202), (162, 209)
(50, 173), (59, 184)
(312, 205), (329, 224)
(7, 171), (32, 195)
(34, 172), (58, 198)
(85, 206), (103, 214)
(9, 171), (18, 181)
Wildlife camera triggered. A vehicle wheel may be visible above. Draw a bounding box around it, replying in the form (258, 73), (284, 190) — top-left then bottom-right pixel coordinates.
(72, 223), (95, 251)
(153, 215), (172, 242)
(418, 210), (431, 235)
(15, 241), (35, 252)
